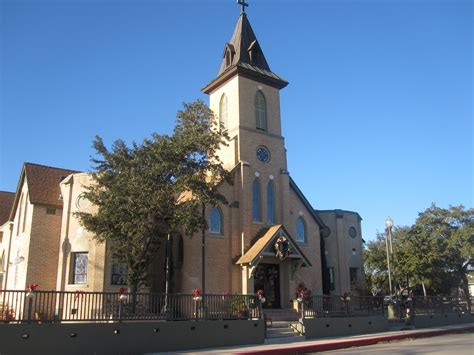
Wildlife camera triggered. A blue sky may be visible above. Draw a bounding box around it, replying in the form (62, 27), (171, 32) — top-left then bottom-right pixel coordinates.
(1, 0), (472, 241)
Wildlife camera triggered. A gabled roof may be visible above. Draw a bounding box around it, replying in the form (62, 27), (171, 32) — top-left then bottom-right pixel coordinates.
(202, 13), (288, 93)
(236, 224), (312, 267)
(0, 191), (15, 226)
(8, 163), (80, 220)
(289, 177), (330, 237)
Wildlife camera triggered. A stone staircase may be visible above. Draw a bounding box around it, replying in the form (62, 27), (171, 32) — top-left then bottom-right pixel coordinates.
(263, 308), (303, 341)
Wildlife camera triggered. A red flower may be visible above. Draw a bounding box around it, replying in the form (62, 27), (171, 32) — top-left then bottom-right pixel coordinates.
(74, 290), (84, 300)
(299, 290), (310, 297)
(119, 287), (128, 294)
(256, 289), (265, 297)
(193, 288), (202, 297)
(26, 284), (39, 292)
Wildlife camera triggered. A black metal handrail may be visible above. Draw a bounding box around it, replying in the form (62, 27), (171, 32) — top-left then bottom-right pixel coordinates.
(0, 290), (262, 323)
(301, 295), (384, 319)
(410, 296), (469, 315)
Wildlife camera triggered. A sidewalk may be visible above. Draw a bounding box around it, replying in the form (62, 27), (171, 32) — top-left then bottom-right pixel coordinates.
(161, 322), (474, 354)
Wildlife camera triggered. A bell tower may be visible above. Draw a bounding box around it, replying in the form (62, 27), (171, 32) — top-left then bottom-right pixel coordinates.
(202, 10), (289, 171)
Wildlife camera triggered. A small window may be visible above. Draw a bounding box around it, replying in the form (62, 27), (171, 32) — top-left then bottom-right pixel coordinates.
(350, 267), (358, 286)
(111, 262), (127, 285)
(22, 193), (28, 232)
(295, 217), (306, 243)
(349, 226), (357, 238)
(209, 207), (223, 235)
(255, 91), (267, 131)
(328, 267), (335, 291)
(71, 252), (88, 284)
(46, 208), (56, 215)
(17, 194), (23, 236)
(252, 179), (261, 222)
(267, 181), (275, 224)
(219, 94), (228, 130)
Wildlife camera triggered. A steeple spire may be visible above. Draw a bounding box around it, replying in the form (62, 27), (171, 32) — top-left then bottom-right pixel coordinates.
(202, 11), (288, 94)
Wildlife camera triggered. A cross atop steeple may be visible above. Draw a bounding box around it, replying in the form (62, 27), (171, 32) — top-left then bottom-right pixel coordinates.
(237, 0), (249, 13)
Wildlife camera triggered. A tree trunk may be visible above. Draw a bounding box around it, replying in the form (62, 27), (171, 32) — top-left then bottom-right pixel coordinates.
(421, 280), (427, 297)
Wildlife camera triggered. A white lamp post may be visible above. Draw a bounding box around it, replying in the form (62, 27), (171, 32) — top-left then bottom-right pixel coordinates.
(385, 217), (394, 298)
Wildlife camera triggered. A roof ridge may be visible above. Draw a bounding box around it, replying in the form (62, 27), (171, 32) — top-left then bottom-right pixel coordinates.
(0, 191), (15, 194)
(24, 162), (81, 173)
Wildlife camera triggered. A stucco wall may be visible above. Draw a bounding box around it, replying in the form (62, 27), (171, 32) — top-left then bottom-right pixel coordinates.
(413, 313), (474, 328)
(302, 315), (388, 339)
(0, 320), (264, 354)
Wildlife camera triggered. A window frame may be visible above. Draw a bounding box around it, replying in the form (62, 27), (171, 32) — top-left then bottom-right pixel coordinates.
(328, 267), (335, 291)
(295, 217), (307, 243)
(252, 179), (262, 222)
(267, 180), (275, 224)
(219, 94), (228, 130)
(255, 90), (267, 131)
(209, 207), (223, 235)
(70, 252), (88, 285)
(111, 261), (128, 286)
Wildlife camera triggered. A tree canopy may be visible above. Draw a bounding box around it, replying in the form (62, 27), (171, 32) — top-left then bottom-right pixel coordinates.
(76, 100), (230, 293)
(364, 204), (474, 297)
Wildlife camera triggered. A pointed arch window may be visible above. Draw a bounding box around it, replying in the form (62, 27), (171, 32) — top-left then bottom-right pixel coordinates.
(255, 90), (267, 131)
(219, 94), (228, 130)
(252, 179), (261, 222)
(267, 181), (275, 224)
(295, 217), (306, 243)
(209, 207), (223, 235)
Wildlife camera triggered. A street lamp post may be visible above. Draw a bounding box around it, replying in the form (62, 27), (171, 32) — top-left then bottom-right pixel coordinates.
(384, 219), (393, 297)
(385, 217), (396, 297)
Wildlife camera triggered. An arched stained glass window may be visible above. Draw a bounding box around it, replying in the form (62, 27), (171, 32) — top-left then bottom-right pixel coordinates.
(219, 94), (228, 130)
(255, 91), (267, 131)
(267, 181), (275, 224)
(209, 207), (223, 235)
(252, 179), (261, 222)
(296, 217), (306, 243)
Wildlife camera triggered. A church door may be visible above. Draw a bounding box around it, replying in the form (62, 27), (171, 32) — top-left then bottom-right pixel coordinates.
(253, 263), (281, 309)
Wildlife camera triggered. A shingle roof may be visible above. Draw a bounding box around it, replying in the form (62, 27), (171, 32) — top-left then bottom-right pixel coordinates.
(8, 163), (80, 221)
(218, 12), (270, 75)
(202, 13), (288, 93)
(236, 224), (311, 267)
(0, 191), (15, 225)
(24, 163), (79, 206)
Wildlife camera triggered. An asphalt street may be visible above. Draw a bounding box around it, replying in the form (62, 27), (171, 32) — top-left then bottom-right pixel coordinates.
(322, 331), (474, 354)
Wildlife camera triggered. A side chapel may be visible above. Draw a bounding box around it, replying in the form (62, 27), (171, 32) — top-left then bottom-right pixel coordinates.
(0, 9), (364, 309)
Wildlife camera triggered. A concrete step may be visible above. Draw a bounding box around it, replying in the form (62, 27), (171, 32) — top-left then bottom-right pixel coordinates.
(269, 321), (298, 329)
(266, 328), (300, 339)
(264, 308), (300, 322)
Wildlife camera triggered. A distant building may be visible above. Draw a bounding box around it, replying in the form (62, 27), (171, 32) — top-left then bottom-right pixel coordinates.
(1, 11), (365, 307)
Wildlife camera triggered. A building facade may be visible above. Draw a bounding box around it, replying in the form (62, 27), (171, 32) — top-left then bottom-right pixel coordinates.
(1, 12), (365, 308)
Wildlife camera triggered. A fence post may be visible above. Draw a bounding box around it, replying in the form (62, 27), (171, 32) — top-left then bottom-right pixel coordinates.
(27, 297), (33, 323)
(118, 301), (123, 323)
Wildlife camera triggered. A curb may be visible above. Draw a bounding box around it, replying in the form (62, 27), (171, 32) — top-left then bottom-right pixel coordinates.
(236, 325), (474, 354)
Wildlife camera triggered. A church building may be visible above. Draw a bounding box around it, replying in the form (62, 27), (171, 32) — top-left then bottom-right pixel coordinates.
(0, 10), (364, 308)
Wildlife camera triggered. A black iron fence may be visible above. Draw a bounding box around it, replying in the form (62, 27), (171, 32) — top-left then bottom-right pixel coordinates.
(301, 295), (384, 319)
(0, 290), (262, 323)
(410, 296), (469, 315)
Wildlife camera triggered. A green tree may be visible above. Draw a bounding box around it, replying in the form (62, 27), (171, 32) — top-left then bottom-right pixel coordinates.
(364, 226), (411, 295)
(407, 204), (473, 298)
(76, 100), (230, 295)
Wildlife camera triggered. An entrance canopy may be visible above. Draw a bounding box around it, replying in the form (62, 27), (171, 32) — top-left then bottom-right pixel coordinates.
(236, 224), (312, 268)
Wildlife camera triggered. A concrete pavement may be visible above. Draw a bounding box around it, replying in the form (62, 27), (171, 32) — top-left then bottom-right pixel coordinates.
(157, 322), (474, 354)
(325, 332), (473, 354)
